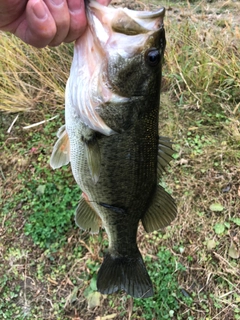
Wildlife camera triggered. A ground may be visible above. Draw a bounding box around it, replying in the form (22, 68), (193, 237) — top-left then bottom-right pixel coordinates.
(0, 0), (239, 319)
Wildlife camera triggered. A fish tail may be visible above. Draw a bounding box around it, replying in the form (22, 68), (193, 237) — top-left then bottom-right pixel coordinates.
(97, 251), (153, 298)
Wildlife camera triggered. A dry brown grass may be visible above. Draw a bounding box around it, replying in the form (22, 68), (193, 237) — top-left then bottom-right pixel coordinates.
(0, 32), (71, 113)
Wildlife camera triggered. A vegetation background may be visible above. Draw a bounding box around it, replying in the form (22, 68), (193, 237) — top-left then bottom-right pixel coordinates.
(0, 0), (239, 319)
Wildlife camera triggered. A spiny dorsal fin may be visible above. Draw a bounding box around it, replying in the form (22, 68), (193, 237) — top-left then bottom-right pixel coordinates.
(142, 185), (177, 232)
(75, 194), (100, 234)
(50, 125), (70, 169)
(84, 138), (101, 184)
(157, 136), (175, 177)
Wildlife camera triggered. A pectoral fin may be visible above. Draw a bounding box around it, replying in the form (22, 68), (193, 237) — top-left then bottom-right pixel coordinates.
(81, 125), (101, 184)
(84, 139), (101, 184)
(50, 125), (70, 169)
(142, 185), (177, 232)
(157, 136), (175, 177)
(75, 195), (100, 234)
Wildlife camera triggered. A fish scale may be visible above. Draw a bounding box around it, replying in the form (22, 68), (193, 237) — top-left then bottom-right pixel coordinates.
(50, 0), (177, 298)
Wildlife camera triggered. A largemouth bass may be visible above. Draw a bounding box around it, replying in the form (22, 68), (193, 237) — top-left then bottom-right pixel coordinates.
(50, 0), (177, 298)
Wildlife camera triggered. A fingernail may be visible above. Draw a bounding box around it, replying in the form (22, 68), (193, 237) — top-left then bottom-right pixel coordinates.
(51, 0), (64, 5)
(33, 0), (48, 20)
(68, 0), (83, 13)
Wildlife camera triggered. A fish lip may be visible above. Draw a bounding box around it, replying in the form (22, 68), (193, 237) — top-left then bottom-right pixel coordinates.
(128, 7), (165, 20)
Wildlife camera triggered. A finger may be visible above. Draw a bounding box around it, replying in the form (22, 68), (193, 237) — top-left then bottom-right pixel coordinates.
(0, 0), (27, 28)
(15, 0), (57, 48)
(63, 0), (87, 43)
(43, 0), (71, 47)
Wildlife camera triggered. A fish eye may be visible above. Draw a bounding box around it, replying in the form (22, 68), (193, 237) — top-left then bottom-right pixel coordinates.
(145, 48), (160, 67)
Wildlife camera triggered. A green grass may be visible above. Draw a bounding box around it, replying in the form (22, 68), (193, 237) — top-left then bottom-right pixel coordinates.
(24, 175), (79, 250)
(133, 249), (188, 320)
(0, 0), (239, 319)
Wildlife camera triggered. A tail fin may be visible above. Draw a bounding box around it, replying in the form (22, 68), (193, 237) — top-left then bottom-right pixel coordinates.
(97, 251), (153, 298)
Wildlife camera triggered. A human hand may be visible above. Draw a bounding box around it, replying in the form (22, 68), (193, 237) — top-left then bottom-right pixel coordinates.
(0, 0), (111, 48)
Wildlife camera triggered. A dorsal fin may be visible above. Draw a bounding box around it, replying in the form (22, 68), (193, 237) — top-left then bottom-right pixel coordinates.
(141, 185), (177, 232)
(50, 125), (70, 169)
(157, 136), (175, 178)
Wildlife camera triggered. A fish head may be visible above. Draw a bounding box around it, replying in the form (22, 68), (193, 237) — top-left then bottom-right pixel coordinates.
(89, 2), (166, 98)
(101, 6), (166, 98)
(67, 1), (166, 135)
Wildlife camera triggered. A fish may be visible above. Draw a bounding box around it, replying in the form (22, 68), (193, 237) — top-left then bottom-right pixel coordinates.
(50, 0), (177, 298)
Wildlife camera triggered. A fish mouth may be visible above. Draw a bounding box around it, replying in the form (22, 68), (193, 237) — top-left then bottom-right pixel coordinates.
(111, 9), (165, 35)
(89, 1), (165, 36)
(86, 1), (165, 58)
(126, 7), (165, 20)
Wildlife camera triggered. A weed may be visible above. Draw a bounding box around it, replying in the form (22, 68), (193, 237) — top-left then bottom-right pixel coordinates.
(24, 174), (80, 250)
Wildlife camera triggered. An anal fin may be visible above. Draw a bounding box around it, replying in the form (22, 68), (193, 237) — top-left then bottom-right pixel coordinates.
(75, 194), (100, 234)
(50, 125), (70, 169)
(142, 185), (177, 232)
